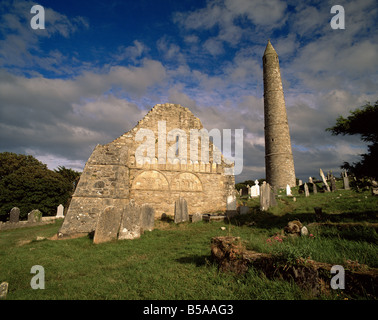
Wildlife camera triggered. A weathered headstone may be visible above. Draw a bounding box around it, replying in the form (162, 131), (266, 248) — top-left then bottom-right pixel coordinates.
(330, 176), (337, 192)
(286, 184), (292, 196)
(93, 206), (122, 244)
(312, 183), (317, 194)
(140, 204), (155, 232)
(9, 207), (20, 223)
(304, 183), (310, 197)
(239, 206), (249, 215)
(226, 195), (237, 211)
(309, 177), (313, 183)
(28, 209), (42, 223)
(319, 169), (330, 192)
(260, 182), (276, 211)
(301, 226), (309, 236)
(118, 202), (141, 240)
(56, 204), (64, 218)
(298, 179), (303, 186)
(174, 197), (189, 223)
(342, 171), (350, 190)
(191, 212), (202, 223)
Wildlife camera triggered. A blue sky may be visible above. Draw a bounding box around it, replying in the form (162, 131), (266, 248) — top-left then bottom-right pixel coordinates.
(0, 0), (377, 182)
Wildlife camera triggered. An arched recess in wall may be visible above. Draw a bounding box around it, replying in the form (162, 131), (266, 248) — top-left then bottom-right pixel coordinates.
(171, 172), (203, 192)
(131, 170), (169, 191)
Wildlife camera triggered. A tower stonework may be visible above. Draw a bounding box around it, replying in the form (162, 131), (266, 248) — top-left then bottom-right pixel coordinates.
(263, 40), (296, 188)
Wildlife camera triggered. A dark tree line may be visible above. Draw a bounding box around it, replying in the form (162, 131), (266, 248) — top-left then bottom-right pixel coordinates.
(0, 152), (81, 221)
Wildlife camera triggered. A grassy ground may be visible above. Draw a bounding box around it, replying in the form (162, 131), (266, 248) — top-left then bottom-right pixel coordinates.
(0, 185), (377, 300)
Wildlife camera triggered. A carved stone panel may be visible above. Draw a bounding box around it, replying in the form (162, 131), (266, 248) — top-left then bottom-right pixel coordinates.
(132, 170), (169, 191)
(171, 172), (202, 192)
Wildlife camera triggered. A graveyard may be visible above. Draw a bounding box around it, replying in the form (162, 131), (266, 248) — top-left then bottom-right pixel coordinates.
(0, 178), (377, 300)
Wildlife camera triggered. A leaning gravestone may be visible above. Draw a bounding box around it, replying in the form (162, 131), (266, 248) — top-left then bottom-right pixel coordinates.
(174, 197), (189, 223)
(9, 207), (20, 223)
(93, 206), (122, 244)
(319, 169), (330, 192)
(28, 210), (42, 223)
(140, 204), (155, 232)
(118, 202), (141, 240)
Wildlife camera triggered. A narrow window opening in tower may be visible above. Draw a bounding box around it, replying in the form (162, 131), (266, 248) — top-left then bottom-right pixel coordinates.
(175, 135), (179, 156)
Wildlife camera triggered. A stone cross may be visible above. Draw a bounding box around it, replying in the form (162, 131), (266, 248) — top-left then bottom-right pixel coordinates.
(319, 169), (330, 192)
(56, 204), (64, 218)
(174, 197), (189, 223)
(9, 207), (20, 223)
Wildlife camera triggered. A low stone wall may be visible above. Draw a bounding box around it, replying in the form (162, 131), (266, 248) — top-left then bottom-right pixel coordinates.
(0, 217), (62, 231)
(211, 236), (378, 298)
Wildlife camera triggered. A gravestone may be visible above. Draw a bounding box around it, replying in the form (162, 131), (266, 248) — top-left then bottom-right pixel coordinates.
(239, 206), (249, 215)
(298, 179), (303, 186)
(260, 181), (276, 211)
(312, 183), (317, 194)
(140, 204), (155, 232)
(174, 197), (189, 223)
(93, 206), (122, 244)
(342, 171), (350, 190)
(250, 180), (260, 198)
(118, 202), (141, 240)
(330, 177), (337, 192)
(56, 204), (64, 218)
(286, 184), (292, 196)
(191, 212), (202, 223)
(309, 177), (313, 183)
(9, 207), (20, 223)
(226, 195), (237, 211)
(319, 169), (330, 192)
(304, 183), (310, 197)
(28, 210), (42, 223)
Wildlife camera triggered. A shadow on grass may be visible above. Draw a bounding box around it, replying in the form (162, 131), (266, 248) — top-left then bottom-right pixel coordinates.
(175, 254), (212, 267)
(227, 207), (378, 230)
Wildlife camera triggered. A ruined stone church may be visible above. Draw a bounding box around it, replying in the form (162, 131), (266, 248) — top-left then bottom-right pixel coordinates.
(59, 103), (235, 237)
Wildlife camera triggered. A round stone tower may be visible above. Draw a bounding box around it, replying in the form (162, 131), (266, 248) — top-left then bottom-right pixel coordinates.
(263, 40), (296, 188)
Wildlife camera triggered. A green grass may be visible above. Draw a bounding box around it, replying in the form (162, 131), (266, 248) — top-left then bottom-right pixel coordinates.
(0, 187), (377, 300)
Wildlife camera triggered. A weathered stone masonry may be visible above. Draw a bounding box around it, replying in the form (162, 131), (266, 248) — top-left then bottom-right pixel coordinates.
(59, 103), (235, 237)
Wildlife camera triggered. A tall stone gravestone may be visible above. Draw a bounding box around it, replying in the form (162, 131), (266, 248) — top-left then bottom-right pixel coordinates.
(342, 171), (350, 190)
(174, 197), (189, 223)
(260, 182), (276, 211)
(93, 206), (122, 244)
(312, 183), (317, 194)
(226, 195), (237, 211)
(140, 204), (155, 232)
(56, 204), (64, 218)
(9, 207), (20, 223)
(319, 169), (330, 192)
(118, 202), (142, 240)
(330, 176), (337, 192)
(304, 183), (310, 197)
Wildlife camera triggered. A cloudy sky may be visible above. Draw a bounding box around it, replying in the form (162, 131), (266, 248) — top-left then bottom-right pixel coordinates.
(0, 0), (377, 183)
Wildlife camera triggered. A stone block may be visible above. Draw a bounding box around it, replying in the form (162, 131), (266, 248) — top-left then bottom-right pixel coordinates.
(93, 206), (122, 244)
(174, 197), (189, 223)
(9, 207), (20, 223)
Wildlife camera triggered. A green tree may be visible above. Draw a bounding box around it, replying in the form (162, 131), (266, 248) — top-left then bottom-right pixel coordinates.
(0, 153), (74, 221)
(326, 101), (378, 180)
